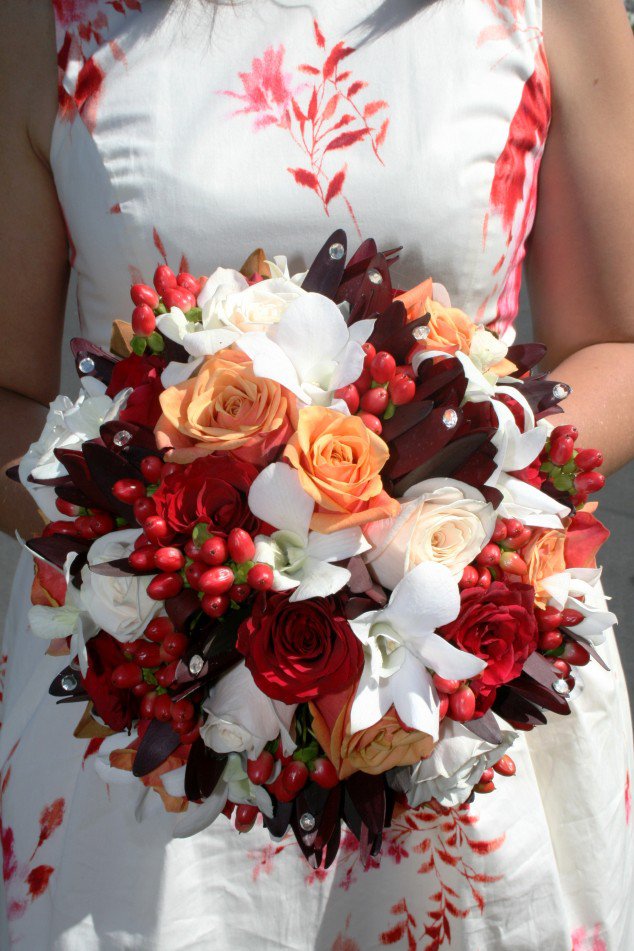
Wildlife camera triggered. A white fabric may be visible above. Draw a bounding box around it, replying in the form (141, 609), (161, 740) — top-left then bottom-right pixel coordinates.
(1, 0), (632, 948)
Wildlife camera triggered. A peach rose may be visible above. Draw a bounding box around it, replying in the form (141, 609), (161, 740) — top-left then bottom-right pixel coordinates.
(310, 688), (434, 780)
(423, 299), (475, 356)
(522, 528), (567, 608)
(394, 277), (434, 321)
(283, 406), (399, 533)
(155, 348), (293, 465)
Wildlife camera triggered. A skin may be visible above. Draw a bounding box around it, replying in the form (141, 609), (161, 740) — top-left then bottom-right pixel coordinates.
(0, 0), (633, 540)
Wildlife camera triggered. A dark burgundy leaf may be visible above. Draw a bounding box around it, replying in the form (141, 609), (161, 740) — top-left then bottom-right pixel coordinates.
(381, 400), (434, 445)
(508, 673), (571, 715)
(100, 420), (159, 453)
(392, 431), (490, 495)
(184, 738), (226, 801)
(464, 710), (503, 745)
(493, 687), (548, 726)
(165, 589), (202, 630)
(132, 719), (181, 777)
(82, 442), (138, 521)
(49, 665), (88, 700)
(346, 255), (393, 323)
(505, 343), (546, 375)
(263, 799), (293, 838)
(384, 405), (463, 482)
(563, 630), (611, 671)
(26, 534), (90, 571)
(89, 558), (139, 577)
(302, 229), (348, 299)
(54, 448), (115, 513)
(70, 338), (118, 386)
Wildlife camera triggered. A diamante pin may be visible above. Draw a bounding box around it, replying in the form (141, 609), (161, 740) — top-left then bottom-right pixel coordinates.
(113, 430), (132, 447)
(328, 242), (345, 261)
(189, 655), (204, 676)
(367, 268), (383, 285)
(442, 409), (458, 429)
(552, 678), (570, 695)
(61, 673), (78, 692)
(412, 325), (430, 341)
(78, 357), (95, 374)
(552, 383), (571, 401)
(299, 812), (316, 832)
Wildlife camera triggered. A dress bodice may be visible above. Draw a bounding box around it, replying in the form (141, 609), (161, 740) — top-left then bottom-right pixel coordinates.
(52, 0), (550, 349)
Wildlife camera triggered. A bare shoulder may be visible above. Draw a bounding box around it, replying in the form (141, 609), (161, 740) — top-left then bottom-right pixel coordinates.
(0, 1), (58, 164)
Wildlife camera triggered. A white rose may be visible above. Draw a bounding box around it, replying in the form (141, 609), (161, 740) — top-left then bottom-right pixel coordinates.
(388, 719), (516, 808)
(18, 378), (129, 521)
(468, 327), (511, 376)
(200, 661), (296, 758)
(80, 529), (160, 642)
(364, 478), (496, 588)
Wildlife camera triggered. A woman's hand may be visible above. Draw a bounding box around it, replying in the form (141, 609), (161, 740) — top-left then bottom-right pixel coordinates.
(526, 0), (634, 473)
(0, 2), (69, 537)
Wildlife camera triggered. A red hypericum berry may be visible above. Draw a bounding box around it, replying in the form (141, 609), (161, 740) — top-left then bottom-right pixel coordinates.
(432, 674), (461, 695)
(389, 374), (416, 406)
(477, 566), (492, 589)
(551, 424), (578, 443)
(145, 617), (174, 643)
(112, 479), (146, 504)
(552, 658), (572, 678)
(281, 761), (309, 795)
(538, 629), (563, 652)
(160, 462), (179, 481)
(185, 561), (207, 590)
(201, 593), (230, 617)
(184, 538), (204, 561)
(574, 448), (603, 472)
(199, 566), (235, 596)
(504, 518), (524, 539)
(140, 455), (163, 483)
(131, 283), (160, 309)
(200, 536), (228, 566)
(154, 546), (185, 573)
(133, 497), (157, 524)
(43, 520), (81, 537)
(131, 303), (156, 337)
(227, 528), (255, 564)
(55, 498), (81, 518)
(155, 661), (178, 687)
(235, 804), (259, 833)
(362, 342), (376, 368)
(111, 662), (142, 689)
(128, 547), (158, 571)
(438, 693), (449, 719)
(310, 757), (339, 789)
(561, 639), (591, 666)
(247, 751), (275, 786)
(153, 694), (173, 723)
(89, 511), (115, 536)
(247, 564), (274, 591)
(135, 643), (162, 667)
(358, 411), (382, 436)
(178, 721), (201, 745)
(140, 691), (157, 719)
(499, 551), (527, 575)
(501, 527), (533, 551)
(132, 683), (152, 698)
(448, 685), (476, 722)
(153, 264), (177, 296)
(171, 699), (195, 723)
(74, 515), (99, 539)
(574, 471), (605, 495)
(162, 286), (196, 313)
(536, 605), (563, 632)
(360, 386), (389, 416)
(162, 631), (189, 659)
(176, 271), (201, 297)
(459, 566), (480, 589)
(354, 367), (373, 395)
(492, 519), (507, 543)
(229, 583), (251, 604)
(549, 435), (574, 467)
(173, 717), (197, 735)
(334, 384), (360, 415)
(479, 767), (495, 784)
(474, 780), (496, 794)
(370, 351), (396, 384)
(476, 543), (501, 567)
(561, 608), (584, 627)
(493, 754), (516, 777)
(147, 572), (183, 600)
(143, 515), (172, 545)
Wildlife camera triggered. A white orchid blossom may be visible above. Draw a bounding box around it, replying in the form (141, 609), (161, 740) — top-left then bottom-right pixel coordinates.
(238, 293), (375, 408)
(541, 568), (617, 645)
(349, 562), (486, 739)
(248, 463), (370, 601)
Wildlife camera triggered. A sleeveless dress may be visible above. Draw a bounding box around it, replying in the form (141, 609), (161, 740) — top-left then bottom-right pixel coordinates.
(1, 1), (633, 948)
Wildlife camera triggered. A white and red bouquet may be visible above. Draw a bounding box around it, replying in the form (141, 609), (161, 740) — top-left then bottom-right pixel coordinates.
(14, 231), (616, 867)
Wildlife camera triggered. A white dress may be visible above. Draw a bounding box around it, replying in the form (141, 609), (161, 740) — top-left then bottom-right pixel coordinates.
(0, 1), (632, 948)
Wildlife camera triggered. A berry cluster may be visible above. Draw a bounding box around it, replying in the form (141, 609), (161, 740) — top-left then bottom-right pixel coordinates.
(541, 424), (605, 507)
(129, 265), (205, 356)
(335, 342), (416, 437)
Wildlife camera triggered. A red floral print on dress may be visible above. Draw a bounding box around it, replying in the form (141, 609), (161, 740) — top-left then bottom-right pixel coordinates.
(571, 924), (608, 951)
(220, 20), (390, 236)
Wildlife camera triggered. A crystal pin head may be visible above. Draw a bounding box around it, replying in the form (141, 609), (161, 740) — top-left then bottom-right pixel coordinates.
(189, 655), (204, 677)
(328, 242), (345, 261)
(78, 356), (95, 374)
(442, 409), (458, 429)
(299, 812), (316, 832)
(367, 268), (383, 285)
(61, 673), (78, 692)
(552, 383), (571, 401)
(412, 325), (430, 341)
(552, 678), (570, 696)
(113, 430), (132, 447)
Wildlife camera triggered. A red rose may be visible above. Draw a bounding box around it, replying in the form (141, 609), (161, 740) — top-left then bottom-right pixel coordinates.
(106, 354), (165, 429)
(152, 455), (260, 535)
(237, 592), (364, 704)
(81, 631), (139, 732)
(439, 581), (538, 714)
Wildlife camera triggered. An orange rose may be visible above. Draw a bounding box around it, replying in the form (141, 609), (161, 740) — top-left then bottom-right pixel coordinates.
(283, 406), (399, 533)
(310, 688), (434, 780)
(155, 349), (293, 465)
(522, 528), (567, 608)
(423, 299), (475, 356)
(394, 277), (434, 321)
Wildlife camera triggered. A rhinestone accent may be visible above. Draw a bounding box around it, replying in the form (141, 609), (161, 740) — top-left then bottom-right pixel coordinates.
(552, 383), (571, 401)
(113, 430), (132, 447)
(442, 408), (459, 429)
(299, 812), (316, 832)
(189, 654), (204, 676)
(367, 268), (383, 285)
(412, 325), (430, 341)
(328, 242), (345, 261)
(552, 678), (570, 696)
(78, 356), (95, 374)
(60, 673), (78, 692)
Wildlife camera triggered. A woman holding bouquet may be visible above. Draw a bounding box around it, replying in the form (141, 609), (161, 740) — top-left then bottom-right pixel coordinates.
(0, 0), (633, 948)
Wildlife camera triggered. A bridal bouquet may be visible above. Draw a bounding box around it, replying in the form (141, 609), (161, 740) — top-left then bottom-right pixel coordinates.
(14, 231), (615, 867)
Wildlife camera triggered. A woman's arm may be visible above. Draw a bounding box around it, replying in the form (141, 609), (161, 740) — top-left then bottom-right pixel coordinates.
(0, 2), (69, 537)
(526, 0), (634, 474)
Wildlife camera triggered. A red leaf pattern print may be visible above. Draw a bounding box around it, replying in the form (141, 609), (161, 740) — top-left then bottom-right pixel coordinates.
(26, 866), (55, 900)
(219, 21), (390, 235)
(572, 924), (608, 951)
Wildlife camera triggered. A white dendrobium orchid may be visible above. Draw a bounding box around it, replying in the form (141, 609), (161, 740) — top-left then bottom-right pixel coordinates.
(237, 293), (375, 408)
(540, 568), (617, 645)
(248, 463), (370, 601)
(28, 553), (98, 676)
(349, 562), (486, 739)
(18, 378), (130, 521)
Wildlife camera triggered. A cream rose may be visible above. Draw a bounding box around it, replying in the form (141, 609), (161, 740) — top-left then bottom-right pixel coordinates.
(364, 478), (496, 588)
